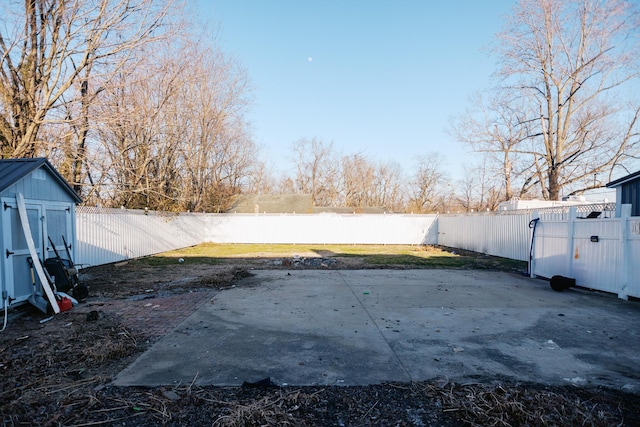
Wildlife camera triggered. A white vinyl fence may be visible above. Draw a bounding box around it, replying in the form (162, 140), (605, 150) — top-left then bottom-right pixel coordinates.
(76, 207), (208, 268)
(75, 205), (638, 299)
(206, 214), (438, 245)
(531, 204), (639, 299)
(75, 208), (438, 268)
(438, 203), (639, 299)
(437, 211), (534, 261)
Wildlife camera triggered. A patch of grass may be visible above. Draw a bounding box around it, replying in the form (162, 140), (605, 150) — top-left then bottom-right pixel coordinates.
(129, 243), (526, 272)
(363, 254), (466, 267)
(161, 243), (454, 259)
(166, 243), (319, 258)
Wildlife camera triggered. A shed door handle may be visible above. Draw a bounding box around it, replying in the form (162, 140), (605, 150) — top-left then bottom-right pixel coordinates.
(6, 249), (14, 258)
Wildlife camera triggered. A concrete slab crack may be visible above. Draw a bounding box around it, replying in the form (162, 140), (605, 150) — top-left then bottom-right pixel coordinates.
(337, 270), (413, 382)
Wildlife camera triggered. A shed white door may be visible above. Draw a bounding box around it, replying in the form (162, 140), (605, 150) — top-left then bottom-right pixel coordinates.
(1, 198), (75, 305)
(45, 206), (74, 259)
(1, 198), (43, 303)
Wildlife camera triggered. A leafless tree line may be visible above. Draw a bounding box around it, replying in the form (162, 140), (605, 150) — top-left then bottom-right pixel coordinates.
(1, 0), (257, 212)
(286, 138), (407, 212)
(274, 138), (497, 214)
(3, 0), (636, 212)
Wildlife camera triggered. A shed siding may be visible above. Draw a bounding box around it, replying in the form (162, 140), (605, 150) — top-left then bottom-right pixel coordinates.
(3, 171), (73, 203)
(0, 160), (80, 308)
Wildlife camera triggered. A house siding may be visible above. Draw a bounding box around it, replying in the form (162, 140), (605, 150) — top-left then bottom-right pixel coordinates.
(621, 180), (640, 216)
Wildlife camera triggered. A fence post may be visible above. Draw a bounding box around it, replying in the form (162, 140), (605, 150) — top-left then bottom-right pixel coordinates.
(567, 207), (577, 279)
(618, 204), (631, 300)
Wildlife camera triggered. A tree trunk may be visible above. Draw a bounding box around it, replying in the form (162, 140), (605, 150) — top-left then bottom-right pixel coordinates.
(548, 166), (560, 201)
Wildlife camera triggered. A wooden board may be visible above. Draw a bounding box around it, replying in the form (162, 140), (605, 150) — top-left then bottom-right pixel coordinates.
(16, 193), (60, 314)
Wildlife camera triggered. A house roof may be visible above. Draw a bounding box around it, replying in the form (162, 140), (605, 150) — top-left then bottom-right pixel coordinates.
(313, 206), (388, 214)
(227, 194), (313, 213)
(0, 158), (82, 203)
(606, 169), (640, 188)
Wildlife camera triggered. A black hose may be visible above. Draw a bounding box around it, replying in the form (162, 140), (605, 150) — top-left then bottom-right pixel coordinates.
(528, 218), (540, 276)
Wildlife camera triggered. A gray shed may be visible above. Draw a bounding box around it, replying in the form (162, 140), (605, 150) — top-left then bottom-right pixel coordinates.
(606, 169), (640, 217)
(0, 158), (81, 310)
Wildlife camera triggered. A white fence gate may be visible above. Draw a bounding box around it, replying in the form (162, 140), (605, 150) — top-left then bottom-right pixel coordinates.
(531, 204), (639, 299)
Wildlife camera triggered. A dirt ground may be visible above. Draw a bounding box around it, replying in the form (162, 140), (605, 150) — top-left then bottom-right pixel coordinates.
(1, 251), (639, 426)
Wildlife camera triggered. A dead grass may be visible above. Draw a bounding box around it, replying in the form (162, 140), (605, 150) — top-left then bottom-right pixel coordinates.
(210, 389), (323, 427)
(422, 382), (625, 426)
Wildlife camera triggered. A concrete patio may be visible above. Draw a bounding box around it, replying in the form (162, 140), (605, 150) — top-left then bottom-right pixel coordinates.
(114, 269), (640, 391)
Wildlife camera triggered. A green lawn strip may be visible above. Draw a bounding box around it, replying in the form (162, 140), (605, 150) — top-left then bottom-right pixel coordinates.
(129, 243), (525, 271)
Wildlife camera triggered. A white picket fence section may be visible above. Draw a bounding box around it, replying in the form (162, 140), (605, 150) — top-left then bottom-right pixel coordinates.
(75, 204), (639, 299)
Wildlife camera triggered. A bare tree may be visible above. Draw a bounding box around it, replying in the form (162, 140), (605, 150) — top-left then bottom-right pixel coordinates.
(0, 0), (174, 196)
(89, 29), (254, 212)
(407, 153), (449, 213)
(315, 153), (406, 211)
(91, 41), (184, 210)
(341, 153), (375, 209)
(201, 121), (257, 212)
(451, 92), (538, 201)
(245, 158), (275, 195)
(455, 161), (506, 212)
(274, 176), (296, 194)
(370, 161), (405, 212)
(456, 0), (640, 200)
(292, 138), (340, 206)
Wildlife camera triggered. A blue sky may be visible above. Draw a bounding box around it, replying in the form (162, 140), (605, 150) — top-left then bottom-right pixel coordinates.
(194, 1), (517, 181)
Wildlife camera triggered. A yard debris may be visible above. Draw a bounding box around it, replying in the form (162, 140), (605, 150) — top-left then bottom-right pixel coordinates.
(242, 377), (279, 389)
(1, 254), (637, 426)
(86, 310), (100, 321)
(564, 377), (587, 385)
(162, 390), (181, 401)
(275, 257), (337, 268)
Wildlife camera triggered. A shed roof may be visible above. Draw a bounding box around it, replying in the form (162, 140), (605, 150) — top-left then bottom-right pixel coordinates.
(0, 158), (82, 203)
(606, 169), (640, 188)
